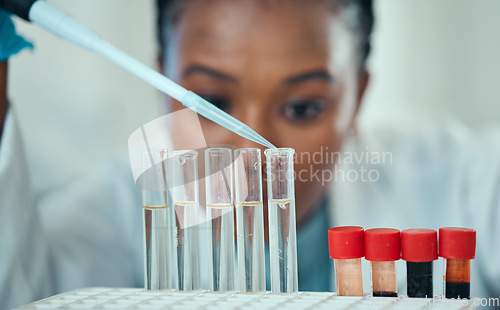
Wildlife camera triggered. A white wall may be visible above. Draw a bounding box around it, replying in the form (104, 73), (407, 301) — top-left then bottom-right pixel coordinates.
(8, 0), (500, 196)
(361, 0), (500, 128)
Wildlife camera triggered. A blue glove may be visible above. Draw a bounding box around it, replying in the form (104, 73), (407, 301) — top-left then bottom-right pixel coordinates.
(0, 8), (33, 62)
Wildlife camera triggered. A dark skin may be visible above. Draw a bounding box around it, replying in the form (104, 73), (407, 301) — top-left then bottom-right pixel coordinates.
(0, 62), (7, 141)
(162, 0), (369, 237)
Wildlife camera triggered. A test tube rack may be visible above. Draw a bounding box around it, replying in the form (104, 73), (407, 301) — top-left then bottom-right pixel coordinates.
(16, 287), (481, 309)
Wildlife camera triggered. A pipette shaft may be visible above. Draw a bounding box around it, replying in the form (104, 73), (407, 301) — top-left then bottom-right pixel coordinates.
(0, 0), (276, 149)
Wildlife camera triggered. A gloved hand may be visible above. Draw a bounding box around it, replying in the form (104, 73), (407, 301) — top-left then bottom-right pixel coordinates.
(0, 8), (32, 62)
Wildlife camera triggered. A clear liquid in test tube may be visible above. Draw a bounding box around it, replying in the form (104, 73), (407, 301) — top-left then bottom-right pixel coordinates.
(205, 148), (236, 291)
(265, 148), (298, 293)
(141, 149), (172, 290)
(169, 150), (201, 291)
(234, 148), (266, 293)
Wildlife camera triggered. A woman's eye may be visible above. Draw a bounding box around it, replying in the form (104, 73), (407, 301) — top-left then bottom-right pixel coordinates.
(200, 95), (231, 113)
(281, 100), (326, 122)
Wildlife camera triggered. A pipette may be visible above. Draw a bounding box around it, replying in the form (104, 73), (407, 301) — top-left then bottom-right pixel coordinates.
(0, 0), (276, 150)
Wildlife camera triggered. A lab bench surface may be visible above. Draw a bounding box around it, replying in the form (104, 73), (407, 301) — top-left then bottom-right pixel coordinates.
(16, 287), (480, 309)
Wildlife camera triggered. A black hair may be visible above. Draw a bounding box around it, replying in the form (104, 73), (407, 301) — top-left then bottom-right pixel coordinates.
(156, 0), (374, 69)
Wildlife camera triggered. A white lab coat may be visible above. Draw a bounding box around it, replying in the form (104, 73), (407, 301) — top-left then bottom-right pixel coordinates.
(0, 111), (143, 309)
(1, 110), (499, 309)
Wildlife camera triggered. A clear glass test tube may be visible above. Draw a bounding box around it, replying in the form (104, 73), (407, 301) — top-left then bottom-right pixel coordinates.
(234, 148), (266, 293)
(364, 228), (400, 297)
(265, 148), (298, 293)
(328, 226), (364, 296)
(141, 149), (172, 290)
(205, 148), (236, 291)
(170, 150), (201, 291)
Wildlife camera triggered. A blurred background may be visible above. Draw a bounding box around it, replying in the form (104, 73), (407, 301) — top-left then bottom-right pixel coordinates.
(8, 0), (500, 198)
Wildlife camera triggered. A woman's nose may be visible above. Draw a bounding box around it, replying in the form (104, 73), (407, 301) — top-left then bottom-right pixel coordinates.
(229, 100), (277, 149)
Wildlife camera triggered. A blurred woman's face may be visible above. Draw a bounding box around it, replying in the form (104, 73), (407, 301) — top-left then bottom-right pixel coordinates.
(164, 0), (368, 227)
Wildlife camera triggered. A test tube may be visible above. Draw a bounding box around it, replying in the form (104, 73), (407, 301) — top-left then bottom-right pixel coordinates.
(141, 150), (172, 290)
(401, 229), (438, 298)
(328, 226), (364, 296)
(439, 227), (476, 299)
(364, 228), (400, 297)
(169, 150), (201, 291)
(205, 148), (236, 291)
(234, 148), (266, 293)
(265, 148), (298, 293)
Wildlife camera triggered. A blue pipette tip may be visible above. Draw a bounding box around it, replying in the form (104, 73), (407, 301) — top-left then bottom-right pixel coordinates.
(244, 128), (277, 149)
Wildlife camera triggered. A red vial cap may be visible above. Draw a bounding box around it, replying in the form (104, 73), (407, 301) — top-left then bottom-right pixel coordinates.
(439, 227), (476, 259)
(401, 229), (438, 262)
(364, 228), (400, 261)
(328, 226), (364, 259)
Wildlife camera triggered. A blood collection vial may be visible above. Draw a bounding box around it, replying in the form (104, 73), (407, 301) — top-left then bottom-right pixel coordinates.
(328, 226), (364, 296)
(439, 227), (476, 299)
(365, 228), (400, 297)
(401, 229), (438, 298)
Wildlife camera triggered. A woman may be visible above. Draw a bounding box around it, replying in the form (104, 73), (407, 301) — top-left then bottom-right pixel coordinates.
(155, 0), (499, 298)
(157, 0), (373, 292)
(1, 0), (498, 308)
